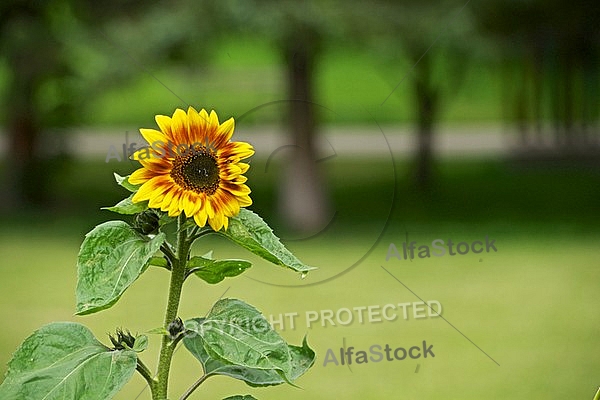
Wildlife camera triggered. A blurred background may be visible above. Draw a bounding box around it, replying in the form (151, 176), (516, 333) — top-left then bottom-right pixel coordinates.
(0, 0), (598, 399)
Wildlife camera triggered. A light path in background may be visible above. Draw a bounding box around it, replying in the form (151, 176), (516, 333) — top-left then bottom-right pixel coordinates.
(0, 125), (525, 160)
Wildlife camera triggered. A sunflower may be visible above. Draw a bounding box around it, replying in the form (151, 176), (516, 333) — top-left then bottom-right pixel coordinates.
(130, 107), (253, 231)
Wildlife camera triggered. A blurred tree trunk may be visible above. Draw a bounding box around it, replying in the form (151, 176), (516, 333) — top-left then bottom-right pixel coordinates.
(5, 77), (41, 208)
(412, 54), (438, 191)
(278, 26), (329, 231)
(1, 13), (51, 209)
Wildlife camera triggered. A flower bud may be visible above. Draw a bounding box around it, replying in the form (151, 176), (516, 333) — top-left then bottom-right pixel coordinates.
(168, 317), (184, 340)
(134, 209), (160, 235)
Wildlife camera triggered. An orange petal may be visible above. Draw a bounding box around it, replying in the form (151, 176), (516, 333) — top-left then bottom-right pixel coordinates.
(170, 108), (190, 144)
(167, 189), (183, 217)
(213, 117), (235, 148)
(129, 167), (156, 185)
(132, 175), (170, 203)
(183, 191), (202, 218)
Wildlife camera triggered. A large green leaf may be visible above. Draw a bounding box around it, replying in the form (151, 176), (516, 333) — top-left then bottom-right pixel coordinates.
(184, 329), (315, 387)
(0, 322), (137, 400)
(102, 194), (148, 215)
(188, 255), (252, 284)
(184, 299), (291, 377)
(220, 209), (315, 274)
(183, 299), (315, 386)
(76, 221), (165, 315)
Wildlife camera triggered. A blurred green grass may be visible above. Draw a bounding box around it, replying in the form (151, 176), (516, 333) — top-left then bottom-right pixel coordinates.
(0, 158), (598, 398)
(0, 224), (598, 399)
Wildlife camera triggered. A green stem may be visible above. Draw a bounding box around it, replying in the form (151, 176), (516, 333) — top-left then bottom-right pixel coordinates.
(179, 374), (212, 400)
(136, 357), (155, 387)
(151, 215), (191, 400)
(189, 227), (215, 243)
(160, 244), (177, 266)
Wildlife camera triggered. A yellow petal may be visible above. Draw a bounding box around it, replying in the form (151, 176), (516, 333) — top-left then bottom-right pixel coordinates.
(222, 182), (251, 196)
(237, 162), (250, 174)
(170, 108), (190, 144)
(148, 192), (166, 208)
(132, 175), (168, 202)
(209, 110), (220, 127)
(213, 117), (235, 147)
(208, 213), (224, 231)
(139, 128), (168, 146)
(220, 142), (255, 160)
(222, 216), (229, 230)
(155, 115), (172, 136)
(183, 191), (201, 217)
(187, 106), (206, 144)
(193, 210), (208, 227)
(216, 189), (241, 216)
(237, 195), (252, 207)
(168, 190), (183, 217)
(129, 167), (155, 185)
(205, 200), (215, 218)
(160, 187), (177, 212)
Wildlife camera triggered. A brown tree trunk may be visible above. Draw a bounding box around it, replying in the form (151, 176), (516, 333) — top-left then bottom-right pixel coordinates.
(413, 56), (438, 191)
(0, 10), (59, 210)
(2, 39), (44, 209)
(278, 27), (329, 232)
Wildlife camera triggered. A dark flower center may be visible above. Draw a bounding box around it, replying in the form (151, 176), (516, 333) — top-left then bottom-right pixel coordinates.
(171, 147), (220, 194)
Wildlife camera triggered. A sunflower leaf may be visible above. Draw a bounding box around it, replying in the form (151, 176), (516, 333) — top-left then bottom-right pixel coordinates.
(183, 299), (300, 385)
(184, 329), (315, 388)
(76, 221), (165, 315)
(221, 209), (316, 274)
(223, 396), (258, 400)
(0, 322), (137, 400)
(102, 194), (148, 215)
(188, 256), (252, 284)
(183, 299), (315, 387)
(113, 173), (140, 192)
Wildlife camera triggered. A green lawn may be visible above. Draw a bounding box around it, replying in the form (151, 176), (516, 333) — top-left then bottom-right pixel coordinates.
(0, 227), (598, 399)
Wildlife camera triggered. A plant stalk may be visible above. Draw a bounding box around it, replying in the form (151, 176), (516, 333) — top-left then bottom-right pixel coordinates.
(179, 374), (211, 400)
(151, 215), (190, 400)
(136, 357), (155, 387)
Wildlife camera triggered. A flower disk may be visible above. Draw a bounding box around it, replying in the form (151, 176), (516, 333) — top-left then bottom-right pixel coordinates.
(130, 107), (253, 231)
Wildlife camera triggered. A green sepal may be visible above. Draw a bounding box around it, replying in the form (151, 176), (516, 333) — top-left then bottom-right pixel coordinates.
(132, 335), (148, 353)
(146, 327), (169, 335)
(102, 193), (148, 215)
(148, 256), (169, 269)
(114, 173), (140, 192)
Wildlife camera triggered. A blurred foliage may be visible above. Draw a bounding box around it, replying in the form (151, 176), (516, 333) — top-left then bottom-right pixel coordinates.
(473, 0), (600, 143)
(0, 0), (598, 209)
